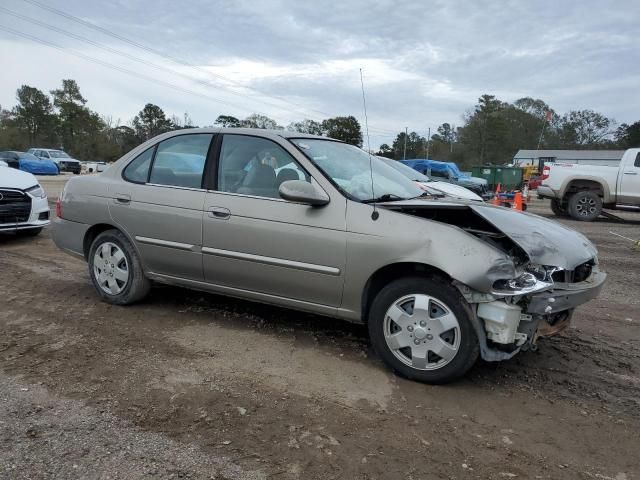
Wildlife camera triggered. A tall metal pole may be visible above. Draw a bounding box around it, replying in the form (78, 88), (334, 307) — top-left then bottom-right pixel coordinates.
(403, 127), (408, 160)
(426, 127), (431, 159)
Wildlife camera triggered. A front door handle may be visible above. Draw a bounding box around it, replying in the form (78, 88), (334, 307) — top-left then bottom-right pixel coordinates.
(208, 206), (231, 219)
(115, 193), (131, 204)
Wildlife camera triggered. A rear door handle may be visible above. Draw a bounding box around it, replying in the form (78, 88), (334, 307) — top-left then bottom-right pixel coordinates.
(208, 206), (231, 219)
(623, 171), (638, 175)
(115, 193), (131, 204)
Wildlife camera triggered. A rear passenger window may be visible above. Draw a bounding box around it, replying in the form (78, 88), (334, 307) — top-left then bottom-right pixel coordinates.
(123, 147), (154, 183)
(635, 153), (640, 167)
(149, 134), (212, 189)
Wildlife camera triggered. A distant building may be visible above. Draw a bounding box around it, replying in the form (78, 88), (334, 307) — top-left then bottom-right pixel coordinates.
(513, 149), (624, 170)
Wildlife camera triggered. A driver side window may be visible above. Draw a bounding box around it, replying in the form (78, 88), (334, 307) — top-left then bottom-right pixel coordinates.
(217, 135), (310, 199)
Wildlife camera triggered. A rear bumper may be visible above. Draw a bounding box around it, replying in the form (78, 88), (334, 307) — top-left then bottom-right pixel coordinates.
(525, 270), (607, 315)
(52, 216), (89, 258)
(59, 163), (81, 174)
(536, 185), (556, 199)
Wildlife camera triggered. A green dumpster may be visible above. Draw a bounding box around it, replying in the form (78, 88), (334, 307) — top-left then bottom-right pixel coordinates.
(471, 166), (523, 190)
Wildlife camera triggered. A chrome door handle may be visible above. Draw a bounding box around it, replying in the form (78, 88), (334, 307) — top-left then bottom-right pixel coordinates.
(208, 207), (230, 219)
(623, 171), (638, 175)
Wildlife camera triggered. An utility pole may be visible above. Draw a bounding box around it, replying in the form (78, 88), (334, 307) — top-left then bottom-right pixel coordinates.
(425, 127), (431, 160)
(403, 127), (408, 160)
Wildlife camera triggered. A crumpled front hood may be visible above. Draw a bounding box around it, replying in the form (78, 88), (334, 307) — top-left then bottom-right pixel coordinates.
(470, 204), (597, 269)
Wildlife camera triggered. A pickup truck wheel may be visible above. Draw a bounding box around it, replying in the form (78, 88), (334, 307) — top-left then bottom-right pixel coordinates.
(88, 229), (150, 305)
(568, 191), (602, 221)
(550, 199), (568, 217)
(368, 277), (479, 384)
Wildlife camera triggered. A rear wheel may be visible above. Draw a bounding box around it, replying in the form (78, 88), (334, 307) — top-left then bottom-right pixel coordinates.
(368, 276), (479, 384)
(568, 191), (602, 221)
(550, 199), (568, 217)
(88, 229), (150, 305)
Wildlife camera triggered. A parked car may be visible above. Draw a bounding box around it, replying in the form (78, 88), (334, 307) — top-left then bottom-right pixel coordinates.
(81, 161), (109, 174)
(401, 159), (494, 201)
(27, 148), (82, 174)
(537, 148), (640, 221)
(0, 162), (51, 236)
(52, 128), (605, 383)
(380, 157), (483, 201)
(0, 151), (59, 175)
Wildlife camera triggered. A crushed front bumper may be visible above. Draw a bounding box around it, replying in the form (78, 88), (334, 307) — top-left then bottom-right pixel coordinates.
(525, 269), (607, 315)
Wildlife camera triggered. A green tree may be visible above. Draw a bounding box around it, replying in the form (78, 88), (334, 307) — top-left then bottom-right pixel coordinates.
(14, 85), (57, 145)
(132, 103), (173, 141)
(214, 115), (241, 128)
(50, 79), (106, 158)
(558, 110), (614, 146)
(0, 107), (26, 150)
(376, 143), (394, 158)
(321, 116), (362, 146)
(390, 131), (426, 159)
(615, 121), (640, 148)
(287, 119), (323, 135)
(241, 113), (281, 129)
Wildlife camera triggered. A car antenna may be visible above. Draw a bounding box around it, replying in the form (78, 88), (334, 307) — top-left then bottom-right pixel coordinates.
(360, 68), (378, 220)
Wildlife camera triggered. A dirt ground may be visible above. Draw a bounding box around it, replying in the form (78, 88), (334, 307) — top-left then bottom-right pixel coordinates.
(1, 196), (639, 480)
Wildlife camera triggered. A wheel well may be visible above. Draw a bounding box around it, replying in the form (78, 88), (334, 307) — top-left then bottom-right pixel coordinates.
(83, 223), (118, 259)
(361, 263), (451, 323)
(564, 180), (604, 201)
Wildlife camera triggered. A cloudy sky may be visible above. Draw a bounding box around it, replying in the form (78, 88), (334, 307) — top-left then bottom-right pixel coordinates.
(1, 0), (639, 147)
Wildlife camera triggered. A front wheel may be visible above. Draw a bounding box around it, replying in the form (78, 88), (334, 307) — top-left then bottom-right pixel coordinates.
(368, 276), (479, 384)
(88, 229), (150, 305)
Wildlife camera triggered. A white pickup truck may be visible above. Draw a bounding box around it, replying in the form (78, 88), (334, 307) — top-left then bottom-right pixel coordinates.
(537, 148), (640, 221)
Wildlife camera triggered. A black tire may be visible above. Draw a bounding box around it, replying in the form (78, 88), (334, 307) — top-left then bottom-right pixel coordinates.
(88, 229), (150, 305)
(368, 276), (479, 384)
(16, 227), (43, 237)
(550, 199), (568, 217)
(567, 191), (602, 221)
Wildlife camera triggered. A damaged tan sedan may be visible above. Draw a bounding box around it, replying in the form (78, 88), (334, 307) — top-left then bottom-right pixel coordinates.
(52, 129), (606, 383)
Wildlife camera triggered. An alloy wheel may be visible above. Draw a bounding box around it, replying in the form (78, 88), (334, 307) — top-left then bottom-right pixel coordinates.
(576, 196), (597, 216)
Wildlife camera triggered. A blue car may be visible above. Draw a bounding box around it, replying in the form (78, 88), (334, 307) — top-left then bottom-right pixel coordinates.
(400, 159), (493, 200)
(0, 151), (59, 175)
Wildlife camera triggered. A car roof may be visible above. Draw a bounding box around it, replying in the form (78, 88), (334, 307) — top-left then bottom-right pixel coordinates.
(153, 127), (336, 142)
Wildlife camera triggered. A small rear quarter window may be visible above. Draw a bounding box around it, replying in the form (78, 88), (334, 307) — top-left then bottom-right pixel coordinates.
(123, 147), (154, 183)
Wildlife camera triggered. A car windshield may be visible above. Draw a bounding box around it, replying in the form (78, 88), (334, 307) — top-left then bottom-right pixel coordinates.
(18, 153), (40, 161)
(48, 151), (70, 158)
(290, 139), (423, 202)
(380, 157), (432, 182)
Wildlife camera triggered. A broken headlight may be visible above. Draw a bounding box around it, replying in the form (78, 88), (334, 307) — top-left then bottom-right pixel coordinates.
(491, 270), (553, 296)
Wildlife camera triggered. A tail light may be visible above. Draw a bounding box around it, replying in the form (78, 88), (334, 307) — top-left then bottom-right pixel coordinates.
(55, 197), (62, 218)
(541, 165), (551, 180)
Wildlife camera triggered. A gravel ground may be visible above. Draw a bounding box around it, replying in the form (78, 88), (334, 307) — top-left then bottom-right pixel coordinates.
(0, 196), (639, 479)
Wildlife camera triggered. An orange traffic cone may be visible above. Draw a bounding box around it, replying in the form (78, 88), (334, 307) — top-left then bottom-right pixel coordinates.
(492, 183), (502, 206)
(512, 191), (523, 211)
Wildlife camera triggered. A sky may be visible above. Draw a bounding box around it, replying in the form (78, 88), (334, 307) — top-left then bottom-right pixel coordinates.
(1, 0), (639, 148)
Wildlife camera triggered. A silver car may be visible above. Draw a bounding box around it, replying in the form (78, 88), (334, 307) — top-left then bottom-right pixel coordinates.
(52, 128), (606, 383)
